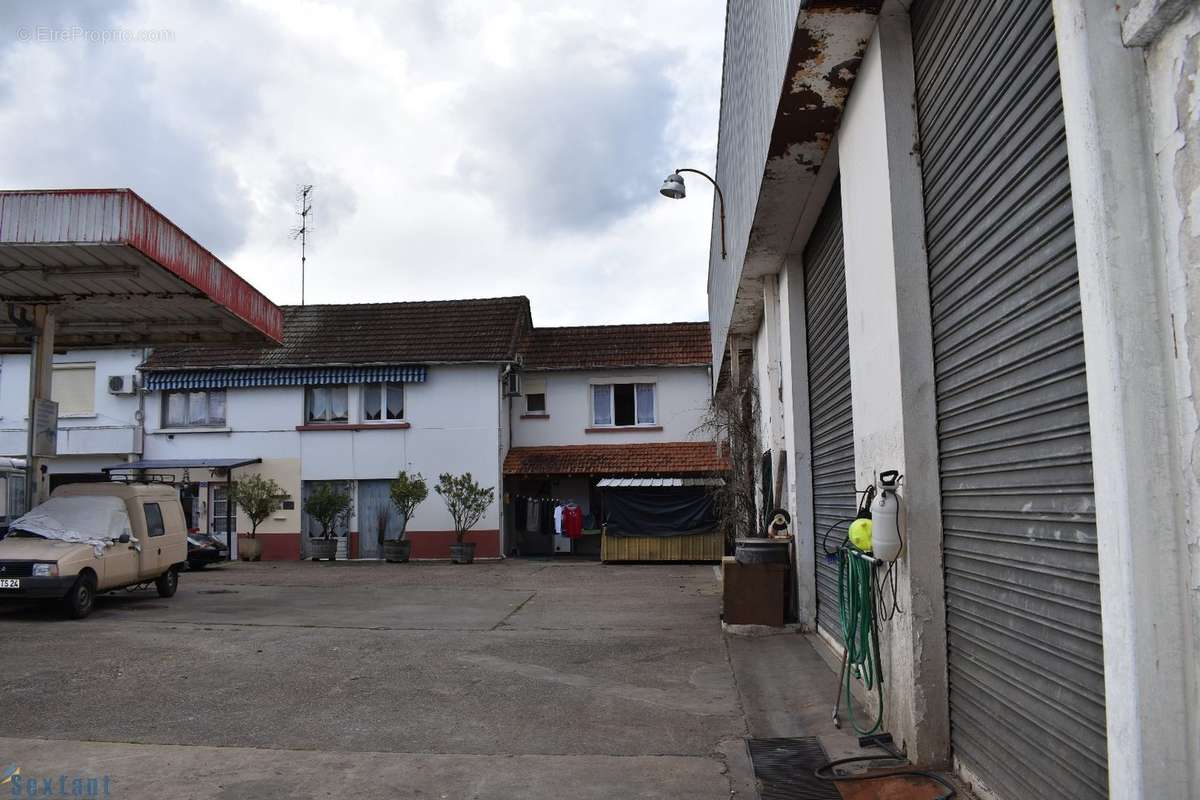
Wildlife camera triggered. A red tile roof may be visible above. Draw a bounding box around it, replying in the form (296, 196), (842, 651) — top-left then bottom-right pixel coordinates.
(144, 297), (532, 369)
(503, 443), (728, 477)
(520, 322), (711, 371)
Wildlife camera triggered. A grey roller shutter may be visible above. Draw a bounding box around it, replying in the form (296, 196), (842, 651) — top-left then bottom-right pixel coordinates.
(911, 1), (1107, 798)
(803, 184), (856, 644)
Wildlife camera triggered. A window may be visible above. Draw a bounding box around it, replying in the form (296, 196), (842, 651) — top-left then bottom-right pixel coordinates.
(163, 389), (226, 427)
(524, 377), (546, 414)
(363, 382), (404, 421)
(211, 486), (237, 535)
(591, 382), (656, 426)
(51, 364), (95, 416)
(305, 386), (349, 423)
(144, 503), (165, 537)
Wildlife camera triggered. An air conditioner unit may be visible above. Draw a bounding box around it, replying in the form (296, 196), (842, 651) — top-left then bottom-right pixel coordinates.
(502, 366), (522, 397)
(107, 374), (138, 395)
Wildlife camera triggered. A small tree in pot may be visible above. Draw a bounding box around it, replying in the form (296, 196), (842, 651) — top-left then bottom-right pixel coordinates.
(434, 472), (494, 564)
(229, 474), (283, 562)
(385, 470), (427, 563)
(304, 483), (353, 561)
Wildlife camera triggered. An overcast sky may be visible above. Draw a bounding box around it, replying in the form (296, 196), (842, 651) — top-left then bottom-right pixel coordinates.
(0, 0), (724, 326)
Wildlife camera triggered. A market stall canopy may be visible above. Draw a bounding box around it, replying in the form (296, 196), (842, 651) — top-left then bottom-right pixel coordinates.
(597, 477), (724, 488)
(0, 189), (283, 350)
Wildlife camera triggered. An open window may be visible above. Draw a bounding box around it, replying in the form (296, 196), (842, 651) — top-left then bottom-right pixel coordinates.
(590, 382), (656, 427)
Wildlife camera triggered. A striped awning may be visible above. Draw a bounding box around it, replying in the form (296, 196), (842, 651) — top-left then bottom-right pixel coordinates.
(143, 366), (427, 391)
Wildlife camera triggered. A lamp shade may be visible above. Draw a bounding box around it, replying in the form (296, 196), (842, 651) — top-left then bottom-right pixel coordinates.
(659, 172), (686, 200)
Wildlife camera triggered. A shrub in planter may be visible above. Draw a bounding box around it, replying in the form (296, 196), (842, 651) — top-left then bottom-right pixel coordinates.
(434, 472), (494, 564)
(230, 474), (284, 562)
(385, 471), (427, 563)
(304, 483), (352, 561)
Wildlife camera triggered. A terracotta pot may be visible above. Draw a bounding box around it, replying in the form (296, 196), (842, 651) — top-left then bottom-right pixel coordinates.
(450, 541), (476, 564)
(239, 538), (263, 562)
(309, 538), (337, 561)
(383, 539), (411, 563)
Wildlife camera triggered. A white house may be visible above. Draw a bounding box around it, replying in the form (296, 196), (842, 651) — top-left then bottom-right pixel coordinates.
(0, 348), (144, 485)
(134, 297), (529, 560)
(0, 299), (721, 563)
(502, 323), (724, 558)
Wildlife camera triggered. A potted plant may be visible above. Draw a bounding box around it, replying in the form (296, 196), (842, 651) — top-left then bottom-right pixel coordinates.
(304, 483), (352, 561)
(229, 474), (284, 562)
(434, 472), (494, 564)
(385, 470), (427, 563)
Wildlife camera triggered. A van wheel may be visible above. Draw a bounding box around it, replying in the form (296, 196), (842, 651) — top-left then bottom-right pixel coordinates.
(63, 574), (97, 619)
(155, 567), (179, 598)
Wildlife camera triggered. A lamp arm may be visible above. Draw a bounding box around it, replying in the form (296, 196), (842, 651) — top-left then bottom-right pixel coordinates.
(675, 168), (727, 259)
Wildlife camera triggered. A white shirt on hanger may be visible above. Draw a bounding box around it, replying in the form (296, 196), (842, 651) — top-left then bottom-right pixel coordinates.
(553, 504), (564, 535)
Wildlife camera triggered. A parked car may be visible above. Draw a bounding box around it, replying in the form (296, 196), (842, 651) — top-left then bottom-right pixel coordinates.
(187, 533), (228, 570)
(0, 482), (188, 619)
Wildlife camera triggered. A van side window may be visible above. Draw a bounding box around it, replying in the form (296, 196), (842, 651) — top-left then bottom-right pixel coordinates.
(144, 503), (166, 537)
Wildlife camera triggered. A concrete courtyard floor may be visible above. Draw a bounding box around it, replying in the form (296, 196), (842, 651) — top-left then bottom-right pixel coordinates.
(0, 559), (916, 799)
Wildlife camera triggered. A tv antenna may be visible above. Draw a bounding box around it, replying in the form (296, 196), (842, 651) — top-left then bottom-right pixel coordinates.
(290, 185), (314, 305)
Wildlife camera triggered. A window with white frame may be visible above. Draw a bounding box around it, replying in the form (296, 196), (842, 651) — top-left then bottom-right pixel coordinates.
(163, 389), (226, 427)
(524, 377), (546, 414)
(305, 385), (349, 423)
(591, 382), (656, 427)
(51, 363), (96, 416)
(363, 382), (404, 421)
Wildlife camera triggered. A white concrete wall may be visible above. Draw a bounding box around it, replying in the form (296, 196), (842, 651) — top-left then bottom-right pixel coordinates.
(1055, 2), (1200, 795)
(511, 367), (711, 447)
(1138, 9), (1200, 794)
(835, 11), (950, 765)
(0, 349), (143, 469)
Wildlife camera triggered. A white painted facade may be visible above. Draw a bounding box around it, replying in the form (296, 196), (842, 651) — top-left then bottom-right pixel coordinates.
(144, 365), (507, 538)
(714, 0), (1200, 796)
(510, 366), (712, 448)
(0, 348), (144, 477)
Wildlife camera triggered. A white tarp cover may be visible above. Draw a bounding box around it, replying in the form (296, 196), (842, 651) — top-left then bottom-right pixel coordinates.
(10, 496), (135, 557)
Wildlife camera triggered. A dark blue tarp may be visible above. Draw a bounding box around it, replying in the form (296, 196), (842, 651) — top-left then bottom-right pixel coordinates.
(602, 486), (717, 538)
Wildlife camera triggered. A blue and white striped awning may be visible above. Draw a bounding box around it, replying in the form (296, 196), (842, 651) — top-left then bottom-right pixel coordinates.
(143, 366), (427, 391)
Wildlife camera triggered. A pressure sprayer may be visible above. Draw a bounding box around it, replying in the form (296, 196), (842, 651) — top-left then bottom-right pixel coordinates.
(830, 470), (904, 736)
(818, 474), (958, 799)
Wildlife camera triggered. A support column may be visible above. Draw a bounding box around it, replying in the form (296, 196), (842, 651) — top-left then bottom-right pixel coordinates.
(778, 255), (817, 627)
(837, 9), (949, 766)
(25, 306), (55, 506)
(1052, 2), (1194, 797)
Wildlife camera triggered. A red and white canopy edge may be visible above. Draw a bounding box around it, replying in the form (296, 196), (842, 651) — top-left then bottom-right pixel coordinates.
(0, 188), (283, 349)
(0, 188), (283, 503)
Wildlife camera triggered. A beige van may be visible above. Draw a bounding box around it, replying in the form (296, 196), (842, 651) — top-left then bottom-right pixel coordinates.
(0, 482), (187, 618)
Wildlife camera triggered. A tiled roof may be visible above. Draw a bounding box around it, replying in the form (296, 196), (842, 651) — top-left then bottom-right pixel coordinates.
(503, 443), (729, 477)
(520, 322), (711, 371)
(144, 297), (532, 369)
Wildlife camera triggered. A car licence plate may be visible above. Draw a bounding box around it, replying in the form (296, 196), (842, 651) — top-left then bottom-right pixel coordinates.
(0, 578), (19, 589)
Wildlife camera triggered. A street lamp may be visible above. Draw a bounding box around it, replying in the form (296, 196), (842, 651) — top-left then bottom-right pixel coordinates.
(659, 168), (727, 259)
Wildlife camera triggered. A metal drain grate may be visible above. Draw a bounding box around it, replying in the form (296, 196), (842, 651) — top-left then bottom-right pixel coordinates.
(747, 737), (842, 800)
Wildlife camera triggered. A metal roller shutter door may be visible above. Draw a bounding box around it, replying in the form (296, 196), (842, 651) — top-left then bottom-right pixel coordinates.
(911, 1), (1107, 798)
(803, 185), (856, 644)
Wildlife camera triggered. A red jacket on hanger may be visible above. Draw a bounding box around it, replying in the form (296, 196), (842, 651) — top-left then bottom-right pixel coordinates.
(562, 505), (583, 539)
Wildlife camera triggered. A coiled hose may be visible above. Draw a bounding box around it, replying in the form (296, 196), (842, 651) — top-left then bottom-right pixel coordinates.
(837, 543), (884, 735)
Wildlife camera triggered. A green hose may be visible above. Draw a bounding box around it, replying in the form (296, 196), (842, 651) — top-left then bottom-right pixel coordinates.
(837, 544), (884, 735)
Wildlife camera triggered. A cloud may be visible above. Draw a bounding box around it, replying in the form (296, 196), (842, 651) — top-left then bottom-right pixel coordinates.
(0, 0), (724, 326)
(455, 23), (677, 235)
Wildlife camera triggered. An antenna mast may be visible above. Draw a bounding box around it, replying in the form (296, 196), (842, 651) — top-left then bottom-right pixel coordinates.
(291, 185), (314, 305)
